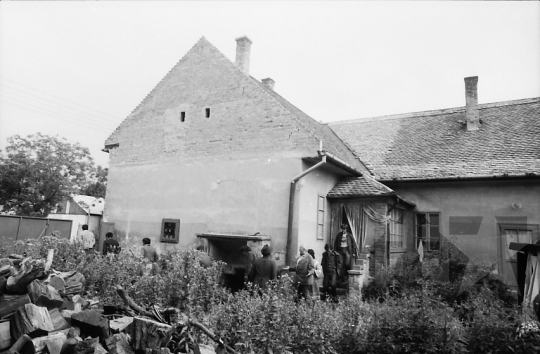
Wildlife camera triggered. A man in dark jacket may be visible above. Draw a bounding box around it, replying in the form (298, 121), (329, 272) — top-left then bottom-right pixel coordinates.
(103, 232), (121, 255)
(248, 245), (277, 290)
(322, 244), (342, 302)
(334, 224), (358, 281)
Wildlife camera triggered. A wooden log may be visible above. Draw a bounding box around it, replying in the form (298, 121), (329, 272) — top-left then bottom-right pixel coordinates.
(0, 320), (11, 350)
(6, 258), (46, 294)
(7, 334), (31, 354)
(44, 250), (54, 273)
(29, 332), (67, 354)
(60, 337), (78, 354)
(48, 275), (65, 293)
(109, 316), (133, 333)
(48, 308), (70, 332)
(0, 294), (31, 318)
(56, 272), (85, 296)
(130, 317), (171, 351)
(71, 310), (109, 342)
(27, 280), (64, 309)
(11, 303), (54, 339)
(0, 265), (12, 277)
(105, 333), (134, 354)
(115, 285), (153, 317)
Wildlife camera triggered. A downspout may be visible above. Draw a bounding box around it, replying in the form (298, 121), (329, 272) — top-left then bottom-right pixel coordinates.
(285, 154), (327, 266)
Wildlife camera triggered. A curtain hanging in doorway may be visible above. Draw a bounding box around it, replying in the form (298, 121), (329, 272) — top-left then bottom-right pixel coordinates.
(344, 203), (364, 250)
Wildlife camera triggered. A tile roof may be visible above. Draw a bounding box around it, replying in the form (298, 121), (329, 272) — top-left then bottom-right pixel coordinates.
(327, 175), (395, 198)
(329, 98), (540, 180)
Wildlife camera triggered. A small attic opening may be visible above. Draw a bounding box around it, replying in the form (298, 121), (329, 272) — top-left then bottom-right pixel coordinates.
(205, 108), (211, 118)
(180, 112), (186, 122)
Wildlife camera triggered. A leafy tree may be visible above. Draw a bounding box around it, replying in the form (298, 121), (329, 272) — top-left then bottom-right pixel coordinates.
(82, 165), (108, 198)
(0, 133), (98, 217)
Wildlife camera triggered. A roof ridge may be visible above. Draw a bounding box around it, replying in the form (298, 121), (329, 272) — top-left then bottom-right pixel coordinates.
(106, 37), (212, 143)
(330, 97), (540, 125)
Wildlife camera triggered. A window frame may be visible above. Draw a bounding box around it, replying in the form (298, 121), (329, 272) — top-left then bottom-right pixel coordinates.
(389, 207), (404, 248)
(161, 218), (180, 243)
(415, 212), (441, 251)
(316, 195), (325, 240)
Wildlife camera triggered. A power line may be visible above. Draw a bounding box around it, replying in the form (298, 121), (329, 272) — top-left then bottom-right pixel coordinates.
(0, 82), (122, 127)
(0, 76), (126, 122)
(0, 96), (114, 134)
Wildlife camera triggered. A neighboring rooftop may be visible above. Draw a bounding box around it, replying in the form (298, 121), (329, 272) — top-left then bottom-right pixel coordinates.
(327, 175), (395, 198)
(330, 97), (540, 180)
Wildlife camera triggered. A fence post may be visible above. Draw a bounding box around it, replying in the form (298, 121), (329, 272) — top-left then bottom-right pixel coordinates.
(15, 217), (22, 241)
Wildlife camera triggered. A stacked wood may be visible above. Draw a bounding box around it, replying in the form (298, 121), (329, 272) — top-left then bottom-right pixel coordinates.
(0, 294), (31, 318)
(49, 308), (70, 331)
(27, 279), (64, 309)
(105, 333), (134, 354)
(56, 271), (85, 295)
(11, 303), (54, 339)
(71, 309), (109, 342)
(0, 320), (11, 350)
(130, 317), (172, 352)
(6, 258), (46, 294)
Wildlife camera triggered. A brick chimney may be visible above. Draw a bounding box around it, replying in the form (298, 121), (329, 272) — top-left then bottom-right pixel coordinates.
(261, 78), (275, 90)
(464, 76), (480, 131)
(235, 36), (252, 75)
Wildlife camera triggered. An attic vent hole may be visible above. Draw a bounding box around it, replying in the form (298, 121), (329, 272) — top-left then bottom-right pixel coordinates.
(206, 108), (210, 118)
(180, 112), (186, 122)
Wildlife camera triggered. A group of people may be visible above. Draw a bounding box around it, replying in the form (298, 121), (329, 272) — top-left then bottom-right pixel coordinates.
(77, 224), (121, 256)
(240, 223), (358, 302)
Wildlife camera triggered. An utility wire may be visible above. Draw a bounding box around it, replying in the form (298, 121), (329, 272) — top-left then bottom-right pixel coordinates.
(0, 82), (121, 127)
(0, 76), (125, 122)
(1, 96), (113, 134)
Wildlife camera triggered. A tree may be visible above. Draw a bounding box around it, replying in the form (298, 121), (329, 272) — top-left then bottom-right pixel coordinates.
(81, 165), (108, 198)
(0, 133), (98, 217)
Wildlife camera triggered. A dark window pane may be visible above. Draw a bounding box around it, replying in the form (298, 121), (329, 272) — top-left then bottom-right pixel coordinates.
(430, 214), (439, 226)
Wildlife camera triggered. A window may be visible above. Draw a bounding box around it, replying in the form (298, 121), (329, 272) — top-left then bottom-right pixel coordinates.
(205, 108), (210, 118)
(390, 208), (404, 248)
(416, 213), (440, 251)
(316, 195), (325, 240)
(161, 218), (180, 243)
(180, 112), (185, 122)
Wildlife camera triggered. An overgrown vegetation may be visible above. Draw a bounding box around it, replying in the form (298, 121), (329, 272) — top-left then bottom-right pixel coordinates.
(2, 236), (540, 353)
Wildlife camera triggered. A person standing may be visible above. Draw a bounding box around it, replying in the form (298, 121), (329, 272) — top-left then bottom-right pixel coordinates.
(77, 224), (95, 255)
(102, 232), (120, 256)
(307, 249), (323, 298)
(322, 244), (342, 302)
(248, 244), (277, 290)
(294, 245), (314, 301)
(240, 245), (257, 282)
(141, 238), (159, 275)
(333, 224), (358, 281)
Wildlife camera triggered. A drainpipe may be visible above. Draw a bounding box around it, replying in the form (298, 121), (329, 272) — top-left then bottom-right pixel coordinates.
(285, 153), (327, 266)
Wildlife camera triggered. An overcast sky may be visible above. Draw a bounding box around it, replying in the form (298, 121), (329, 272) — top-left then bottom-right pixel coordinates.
(0, 1), (538, 167)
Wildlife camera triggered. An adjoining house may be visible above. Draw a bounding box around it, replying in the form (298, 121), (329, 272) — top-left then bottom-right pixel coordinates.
(103, 36), (540, 290)
(49, 195), (104, 243)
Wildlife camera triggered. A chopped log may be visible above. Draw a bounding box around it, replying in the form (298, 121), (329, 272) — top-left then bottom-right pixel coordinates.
(71, 310), (109, 342)
(45, 334), (66, 354)
(29, 332), (67, 354)
(130, 317), (172, 351)
(62, 296), (82, 312)
(0, 320), (11, 350)
(6, 258), (46, 294)
(44, 250), (54, 273)
(105, 333), (134, 354)
(60, 309), (75, 325)
(0, 277), (7, 296)
(60, 337), (78, 354)
(109, 316), (133, 333)
(11, 303), (54, 339)
(7, 334), (31, 354)
(49, 308), (70, 331)
(0, 294), (31, 318)
(0, 264), (12, 277)
(27, 280), (63, 309)
(56, 272), (85, 296)
(48, 275), (66, 293)
(72, 338), (107, 354)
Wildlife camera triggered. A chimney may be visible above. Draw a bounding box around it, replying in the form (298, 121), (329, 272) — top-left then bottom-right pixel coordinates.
(464, 76), (480, 131)
(235, 36), (252, 75)
(261, 78), (275, 90)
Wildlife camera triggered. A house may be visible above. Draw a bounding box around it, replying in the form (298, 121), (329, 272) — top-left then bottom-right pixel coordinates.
(103, 36), (374, 287)
(104, 36), (540, 290)
(49, 195), (104, 242)
(329, 79), (540, 288)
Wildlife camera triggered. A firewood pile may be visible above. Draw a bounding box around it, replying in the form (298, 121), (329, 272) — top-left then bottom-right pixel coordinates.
(0, 251), (234, 354)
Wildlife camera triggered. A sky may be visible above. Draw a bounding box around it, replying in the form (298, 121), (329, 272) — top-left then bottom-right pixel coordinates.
(0, 2), (538, 168)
